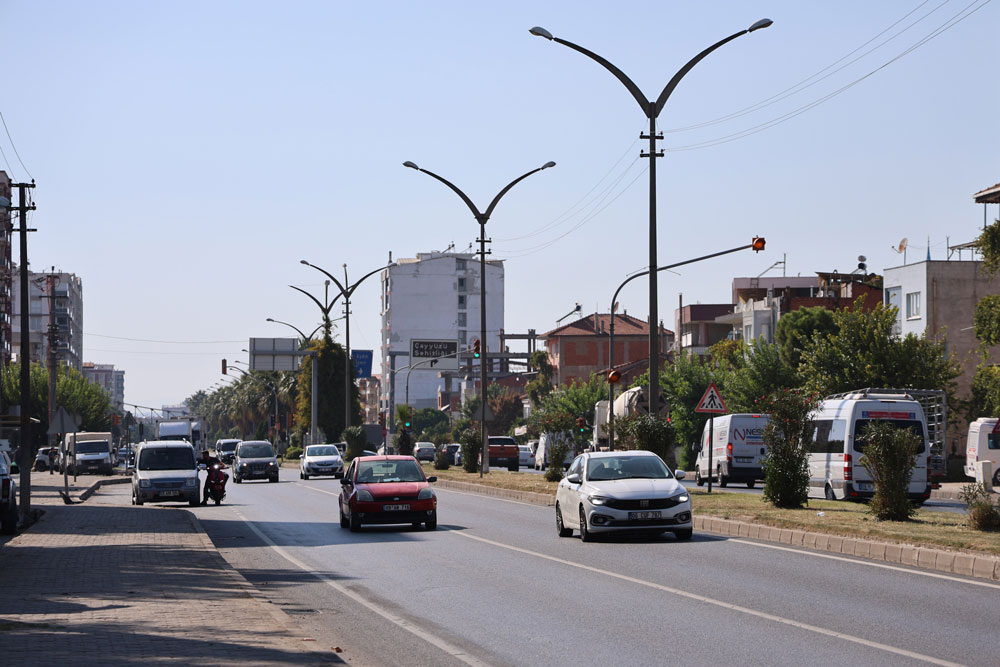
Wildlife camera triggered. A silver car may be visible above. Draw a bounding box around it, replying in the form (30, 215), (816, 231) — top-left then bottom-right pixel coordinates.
(233, 440), (279, 483)
(299, 444), (345, 480)
(555, 451), (692, 542)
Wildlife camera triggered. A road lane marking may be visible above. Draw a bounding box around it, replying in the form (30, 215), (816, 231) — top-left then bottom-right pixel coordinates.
(436, 487), (551, 508)
(233, 508), (491, 667)
(727, 538), (1000, 590)
(453, 531), (962, 667)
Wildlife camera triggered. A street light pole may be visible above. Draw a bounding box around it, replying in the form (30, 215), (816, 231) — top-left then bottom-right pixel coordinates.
(403, 160), (555, 476)
(606, 239), (766, 448)
(300, 261), (387, 432)
(530, 19), (772, 437)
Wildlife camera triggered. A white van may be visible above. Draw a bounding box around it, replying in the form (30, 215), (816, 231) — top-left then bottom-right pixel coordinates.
(964, 418), (1000, 485)
(809, 391), (930, 502)
(62, 432), (115, 475)
(131, 440), (200, 506)
(694, 413), (770, 488)
(534, 432), (574, 471)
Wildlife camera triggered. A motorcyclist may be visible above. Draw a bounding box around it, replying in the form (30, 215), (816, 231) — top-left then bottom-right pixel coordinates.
(199, 450), (226, 505)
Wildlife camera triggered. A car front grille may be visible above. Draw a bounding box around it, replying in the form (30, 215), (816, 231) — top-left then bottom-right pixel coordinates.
(153, 480), (185, 490)
(250, 463), (267, 474)
(604, 496), (684, 511)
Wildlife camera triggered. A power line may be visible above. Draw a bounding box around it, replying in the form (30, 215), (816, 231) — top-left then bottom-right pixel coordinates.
(0, 110), (32, 180)
(84, 333), (244, 344)
(87, 348), (245, 356)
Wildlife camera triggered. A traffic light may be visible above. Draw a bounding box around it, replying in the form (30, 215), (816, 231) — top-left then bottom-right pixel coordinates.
(576, 417), (585, 433)
(269, 414), (276, 427)
(607, 370), (621, 384)
(472, 339), (481, 358)
(404, 411), (411, 429)
(222, 358), (227, 374)
(751, 236), (765, 252)
(112, 414), (121, 426)
(378, 413), (386, 428)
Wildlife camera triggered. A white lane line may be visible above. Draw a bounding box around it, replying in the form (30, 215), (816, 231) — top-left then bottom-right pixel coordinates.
(453, 531), (962, 667)
(299, 483), (340, 498)
(727, 538), (1000, 590)
(233, 508), (491, 667)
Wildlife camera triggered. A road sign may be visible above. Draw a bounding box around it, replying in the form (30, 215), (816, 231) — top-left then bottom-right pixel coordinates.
(47, 406), (80, 435)
(249, 337), (301, 371)
(695, 383), (727, 414)
(351, 349), (373, 378)
(409, 339), (460, 371)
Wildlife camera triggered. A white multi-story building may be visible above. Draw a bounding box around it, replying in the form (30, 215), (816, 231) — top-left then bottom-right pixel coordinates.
(12, 266), (83, 370)
(379, 251), (504, 417)
(82, 362), (125, 412)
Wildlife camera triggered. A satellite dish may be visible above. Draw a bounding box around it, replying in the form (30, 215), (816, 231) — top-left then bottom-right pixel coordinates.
(858, 255), (867, 263)
(898, 238), (908, 253)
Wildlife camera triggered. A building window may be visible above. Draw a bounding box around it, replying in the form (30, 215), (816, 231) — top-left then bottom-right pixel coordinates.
(458, 312), (467, 327)
(906, 291), (921, 320)
(456, 259), (467, 271)
(458, 277), (466, 292)
(458, 294), (466, 309)
(458, 330), (466, 344)
(743, 325), (752, 341)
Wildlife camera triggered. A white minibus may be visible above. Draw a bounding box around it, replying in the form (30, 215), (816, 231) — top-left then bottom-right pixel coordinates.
(964, 417), (1000, 485)
(694, 413), (770, 488)
(810, 391), (930, 503)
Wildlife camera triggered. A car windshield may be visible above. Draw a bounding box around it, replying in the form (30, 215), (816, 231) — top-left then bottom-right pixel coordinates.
(854, 419), (926, 454)
(239, 444), (275, 458)
(587, 455), (671, 481)
(355, 460), (424, 483)
(306, 446), (339, 457)
(76, 440), (109, 454)
(138, 447), (195, 471)
(217, 441), (238, 452)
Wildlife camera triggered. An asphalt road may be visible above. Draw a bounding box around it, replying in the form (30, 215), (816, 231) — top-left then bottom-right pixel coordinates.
(119, 468), (997, 666)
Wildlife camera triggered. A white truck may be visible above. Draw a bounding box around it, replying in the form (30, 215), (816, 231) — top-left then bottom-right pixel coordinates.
(156, 419), (205, 452)
(62, 432), (115, 475)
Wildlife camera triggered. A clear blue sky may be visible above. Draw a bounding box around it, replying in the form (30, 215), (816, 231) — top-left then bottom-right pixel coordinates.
(1, 1), (997, 409)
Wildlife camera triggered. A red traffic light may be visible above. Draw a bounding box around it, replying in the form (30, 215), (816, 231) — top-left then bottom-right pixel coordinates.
(751, 236), (765, 252)
(607, 370), (621, 384)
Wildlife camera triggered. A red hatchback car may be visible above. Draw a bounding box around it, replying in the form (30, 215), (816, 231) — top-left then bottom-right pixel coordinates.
(339, 455), (437, 531)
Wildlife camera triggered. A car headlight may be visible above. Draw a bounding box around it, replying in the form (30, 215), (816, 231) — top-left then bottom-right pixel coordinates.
(138, 479), (151, 488)
(268, 461), (275, 467)
(417, 487), (435, 500)
(587, 495), (611, 506)
(356, 489), (374, 502)
(240, 462), (248, 468)
(185, 478), (197, 487)
(672, 491), (690, 503)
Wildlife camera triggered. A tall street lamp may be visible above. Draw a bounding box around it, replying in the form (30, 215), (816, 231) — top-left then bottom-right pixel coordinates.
(300, 261), (387, 431)
(266, 317), (322, 343)
(530, 19), (773, 426)
(606, 238), (765, 448)
(403, 160), (555, 475)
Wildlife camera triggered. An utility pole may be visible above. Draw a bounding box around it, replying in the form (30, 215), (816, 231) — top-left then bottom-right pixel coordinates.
(44, 270), (59, 454)
(15, 181), (36, 520)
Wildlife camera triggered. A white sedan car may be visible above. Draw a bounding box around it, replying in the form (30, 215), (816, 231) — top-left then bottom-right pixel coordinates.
(518, 445), (535, 468)
(555, 451), (691, 542)
(299, 444), (345, 480)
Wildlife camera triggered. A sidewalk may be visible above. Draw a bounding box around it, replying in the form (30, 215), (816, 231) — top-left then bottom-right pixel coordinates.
(0, 472), (337, 665)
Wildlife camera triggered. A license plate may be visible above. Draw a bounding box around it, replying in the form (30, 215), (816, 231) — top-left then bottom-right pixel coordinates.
(628, 511), (661, 520)
(383, 504), (409, 511)
(159, 490), (180, 497)
(735, 456), (753, 463)
(857, 482), (873, 491)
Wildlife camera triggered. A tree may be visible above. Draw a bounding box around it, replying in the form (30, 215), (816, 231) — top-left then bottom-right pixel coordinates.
(974, 218), (1000, 276)
(858, 421), (919, 521)
(653, 352), (720, 469)
(774, 306), (836, 370)
(720, 339), (799, 413)
(760, 388), (817, 509)
(487, 385), (523, 435)
(799, 297), (959, 397)
(527, 374), (605, 450)
(616, 413), (678, 468)
(295, 332), (361, 444)
(525, 350), (555, 406)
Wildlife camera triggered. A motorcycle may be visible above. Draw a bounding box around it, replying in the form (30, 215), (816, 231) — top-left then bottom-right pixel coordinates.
(206, 463), (228, 505)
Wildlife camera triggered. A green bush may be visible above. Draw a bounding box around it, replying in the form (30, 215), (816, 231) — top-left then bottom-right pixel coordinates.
(460, 427), (481, 474)
(760, 388), (817, 509)
(433, 444), (450, 470)
(858, 421), (919, 521)
(342, 425), (368, 462)
(544, 439), (571, 482)
(959, 482), (1000, 531)
(284, 446), (303, 461)
(616, 413), (677, 469)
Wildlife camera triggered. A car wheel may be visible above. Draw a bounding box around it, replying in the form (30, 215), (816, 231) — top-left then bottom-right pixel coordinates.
(349, 509), (361, 532)
(825, 484), (836, 501)
(695, 467), (704, 487)
(555, 502), (572, 537)
(425, 510), (437, 530)
(674, 528), (693, 541)
(302, 472), (308, 480)
(234, 475), (242, 484)
(746, 480), (756, 489)
(269, 476), (278, 483)
(339, 505), (349, 529)
(135, 495), (144, 506)
(993, 469), (1000, 487)
(718, 468), (727, 488)
(579, 505), (593, 543)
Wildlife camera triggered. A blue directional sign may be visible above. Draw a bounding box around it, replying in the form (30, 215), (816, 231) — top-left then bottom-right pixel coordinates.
(351, 349), (373, 379)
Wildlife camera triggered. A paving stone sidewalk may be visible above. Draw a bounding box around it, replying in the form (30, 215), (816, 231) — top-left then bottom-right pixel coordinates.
(0, 472), (337, 665)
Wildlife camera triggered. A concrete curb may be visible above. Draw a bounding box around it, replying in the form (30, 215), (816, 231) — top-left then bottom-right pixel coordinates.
(434, 479), (1000, 583)
(78, 476), (131, 501)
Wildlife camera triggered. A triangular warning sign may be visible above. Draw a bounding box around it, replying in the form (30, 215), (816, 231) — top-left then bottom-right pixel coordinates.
(695, 382), (727, 414)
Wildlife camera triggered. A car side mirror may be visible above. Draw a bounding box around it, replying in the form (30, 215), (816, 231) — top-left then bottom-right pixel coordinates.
(10, 462), (18, 474)
(693, 444), (701, 453)
(427, 476), (437, 483)
(565, 473), (581, 484)
(675, 470), (686, 481)
(340, 477), (349, 485)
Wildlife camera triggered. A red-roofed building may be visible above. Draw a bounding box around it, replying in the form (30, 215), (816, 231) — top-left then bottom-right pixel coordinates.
(540, 313), (673, 387)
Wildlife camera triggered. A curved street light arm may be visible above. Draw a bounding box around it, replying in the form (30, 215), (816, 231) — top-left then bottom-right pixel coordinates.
(653, 28), (750, 118)
(482, 164), (555, 221)
(288, 284), (334, 318)
(406, 165), (484, 221)
(345, 264), (390, 300)
(267, 317), (310, 341)
(542, 33), (650, 113)
(300, 261), (348, 299)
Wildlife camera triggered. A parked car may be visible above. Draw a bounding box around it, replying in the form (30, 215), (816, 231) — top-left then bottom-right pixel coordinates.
(555, 450), (691, 542)
(339, 455), (437, 531)
(300, 444), (345, 480)
(1, 451), (18, 534)
(233, 440), (279, 484)
(413, 442), (436, 462)
(441, 443), (461, 465)
(518, 445), (535, 469)
(34, 446), (58, 472)
(131, 441), (200, 507)
(214, 439), (240, 464)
